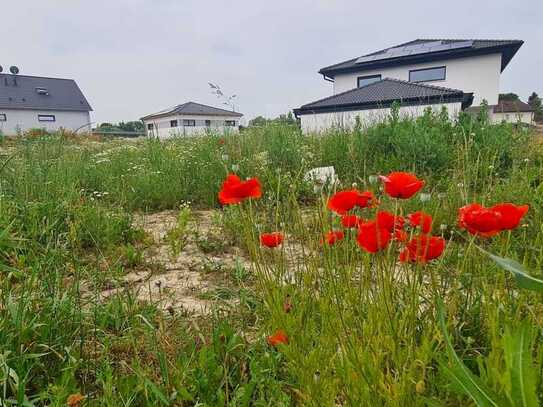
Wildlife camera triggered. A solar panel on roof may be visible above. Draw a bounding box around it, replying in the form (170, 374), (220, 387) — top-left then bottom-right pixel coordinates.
(355, 40), (474, 64)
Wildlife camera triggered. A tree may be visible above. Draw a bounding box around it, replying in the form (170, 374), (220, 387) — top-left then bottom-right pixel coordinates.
(248, 112), (297, 127)
(528, 92), (543, 123)
(499, 93), (520, 102)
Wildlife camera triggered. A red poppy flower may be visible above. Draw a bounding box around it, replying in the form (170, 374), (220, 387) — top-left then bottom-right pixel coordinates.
(491, 203), (529, 230)
(408, 211), (433, 234)
(218, 174), (262, 205)
(356, 191), (377, 208)
(458, 203), (501, 237)
(357, 221), (392, 253)
(267, 329), (289, 347)
(260, 232), (284, 248)
(327, 190), (376, 214)
(393, 229), (409, 242)
(341, 214), (363, 228)
(399, 234), (446, 263)
(379, 172), (425, 199)
(323, 230), (345, 245)
(376, 211), (405, 232)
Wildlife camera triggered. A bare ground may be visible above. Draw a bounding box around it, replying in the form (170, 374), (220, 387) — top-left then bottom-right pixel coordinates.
(100, 210), (253, 315)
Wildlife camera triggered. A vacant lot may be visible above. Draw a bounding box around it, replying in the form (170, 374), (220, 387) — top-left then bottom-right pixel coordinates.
(1, 112), (542, 405)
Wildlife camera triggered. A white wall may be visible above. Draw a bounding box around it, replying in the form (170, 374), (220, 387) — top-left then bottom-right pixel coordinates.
(491, 111), (534, 125)
(143, 114), (240, 139)
(333, 53), (502, 106)
(299, 102), (462, 134)
(0, 109), (91, 135)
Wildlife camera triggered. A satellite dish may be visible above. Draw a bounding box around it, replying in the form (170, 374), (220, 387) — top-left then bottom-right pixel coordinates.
(9, 66), (19, 75)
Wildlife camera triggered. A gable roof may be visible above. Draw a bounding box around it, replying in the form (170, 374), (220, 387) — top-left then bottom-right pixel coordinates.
(319, 39), (523, 78)
(141, 101), (243, 121)
(0, 73), (92, 111)
(294, 78), (472, 115)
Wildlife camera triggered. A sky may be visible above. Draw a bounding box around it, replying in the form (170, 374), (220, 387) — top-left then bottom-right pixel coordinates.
(2, 0), (542, 124)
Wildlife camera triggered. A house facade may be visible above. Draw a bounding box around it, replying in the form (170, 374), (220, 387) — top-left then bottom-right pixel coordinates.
(141, 102), (243, 139)
(295, 39), (531, 133)
(0, 72), (92, 135)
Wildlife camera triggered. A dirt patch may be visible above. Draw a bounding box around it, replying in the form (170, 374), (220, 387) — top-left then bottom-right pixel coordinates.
(101, 210), (252, 315)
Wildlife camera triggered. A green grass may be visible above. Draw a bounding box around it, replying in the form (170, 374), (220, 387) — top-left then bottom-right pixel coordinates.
(0, 110), (542, 405)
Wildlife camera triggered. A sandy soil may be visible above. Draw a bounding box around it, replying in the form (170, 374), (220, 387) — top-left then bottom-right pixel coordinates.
(100, 210), (252, 315)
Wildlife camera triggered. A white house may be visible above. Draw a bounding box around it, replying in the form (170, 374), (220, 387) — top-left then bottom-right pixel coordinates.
(467, 100), (534, 125)
(295, 39), (532, 133)
(141, 102), (243, 139)
(0, 70), (92, 135)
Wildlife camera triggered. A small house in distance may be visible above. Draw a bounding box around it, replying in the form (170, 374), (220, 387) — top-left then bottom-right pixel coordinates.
(0, 68), (92, 135)
(295, 39), (531, 133)
(141, 101), (243, 139)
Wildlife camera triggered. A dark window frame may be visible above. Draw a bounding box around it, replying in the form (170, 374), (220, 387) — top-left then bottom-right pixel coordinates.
(147, 123), (154, 130)
(38, 114), (56, 122)
(205, 120), (211, 127)
(170, 119), (178, 128)
(183, 119), (196, 127)
(409, 66), (446, 83)
(357, 74), (382, 88)
(0, 113), (6, 122)
(225, 120), (236, 127)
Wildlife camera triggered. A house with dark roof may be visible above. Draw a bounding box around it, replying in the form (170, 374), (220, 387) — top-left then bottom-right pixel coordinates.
(141, 101), (243, 138)
(0, 71), (92, 135)
(295, 39), (532, 132)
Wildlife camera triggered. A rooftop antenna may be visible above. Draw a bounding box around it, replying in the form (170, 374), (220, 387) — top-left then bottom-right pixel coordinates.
(9, 65), (19, 86)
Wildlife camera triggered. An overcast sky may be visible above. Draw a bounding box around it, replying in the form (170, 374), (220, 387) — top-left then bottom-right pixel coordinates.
(2, 0), (542, 124)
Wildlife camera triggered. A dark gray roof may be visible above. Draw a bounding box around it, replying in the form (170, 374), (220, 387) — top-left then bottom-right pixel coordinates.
(320, 39), (524, 78)
(294, 78), (471, 115)
(466, 100), (534, 114)
(141, 101), (243, 120)
(0, 73), (92, 111)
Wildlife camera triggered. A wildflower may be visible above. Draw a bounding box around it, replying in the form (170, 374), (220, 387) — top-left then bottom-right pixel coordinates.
(357, 221), (391, 253)
(491, 203), (529, 230)
(393, 229), (409, 242)
(67, 393), (85, 407)
(458, 203), (501, 237)
(267, 329), (289, 347)
(399, 234), (446, 263)
(368, 175), (379, 184)
(379, 172), (425, 199)
(260, 232), (284, 248)
(376, 210), (405, 232)
(407, 211), (433, 234)
(283, 295), (293, 313)
(327, 190), (376, 214)
(218, 174), (262, 205)
(419, 193), (431, 202)
(323, 230), (345, 245)
(341, 214), (363, 228)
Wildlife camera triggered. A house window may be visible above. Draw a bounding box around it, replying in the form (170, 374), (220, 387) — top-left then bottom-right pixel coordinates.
(183, 119), (196, 126)
(147, 123), (154, 130)
(38, 114), (56, 122)
(0, 113), (6, 122)
(170, 120), (178, 127)
(205, 120), (211, 127)
(225, 120), (236, 127)
(357, 74), (381, 88)
(409, 66), (446, 82)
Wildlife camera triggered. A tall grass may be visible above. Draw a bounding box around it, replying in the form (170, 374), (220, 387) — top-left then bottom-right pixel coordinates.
(0, 110), (542, 405)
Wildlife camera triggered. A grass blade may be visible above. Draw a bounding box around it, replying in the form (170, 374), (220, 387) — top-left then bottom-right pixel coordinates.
(503, 322), (539, 407)
(436, 299), (500, 407)
(480, 249), (543, 292)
